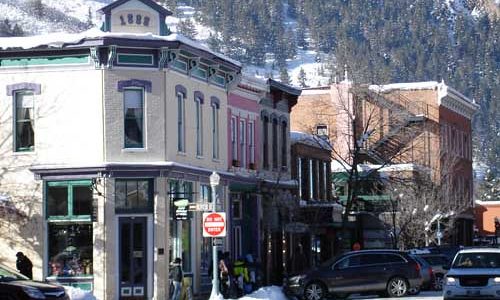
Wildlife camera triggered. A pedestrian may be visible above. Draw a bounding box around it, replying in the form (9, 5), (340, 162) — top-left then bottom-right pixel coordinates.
(16, 252), (33, 279)
(245, 254), (257, 293)
(233, 256), (249, 296)
(218, 252), (230, 298)
(170, 258), (183, 300)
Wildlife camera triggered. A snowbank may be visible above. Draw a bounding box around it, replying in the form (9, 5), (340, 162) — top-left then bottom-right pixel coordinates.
(236, 286), (289, 300)
(65, 286), (96, 300)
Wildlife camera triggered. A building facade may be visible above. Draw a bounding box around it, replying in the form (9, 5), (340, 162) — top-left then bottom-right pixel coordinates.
(0, 0), (242, 298)
(291, 81), (478, 247)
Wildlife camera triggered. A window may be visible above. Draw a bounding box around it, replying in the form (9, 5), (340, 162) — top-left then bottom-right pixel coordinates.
(309, 159), (314, 200)
(15, 91), (35, 152)
(323, 162), (328, 200)
(336, 255), (361, 269)
(124, 89), (144, 148)
(177, 92), (185, 152)
(45, 181), (93, 280)
(200, 184), (212, 203)
(281, 121), (287, 168)
(169, 181), (193, 273)
(272, 118), (278, 168)
(211, 103), (219, 159)
(231, 117), (237, 163)
(195, 96), (203, 156)
(316, 124), (328, 137)
(248, 122), (255, 166)
(298, 157), (302, 199)
(232, 195), (242, 220)
(115, 179), (153, 213)
(239, 119), (246, 168)
(263, 116), (269, 169)
(46, 181), (93, 220)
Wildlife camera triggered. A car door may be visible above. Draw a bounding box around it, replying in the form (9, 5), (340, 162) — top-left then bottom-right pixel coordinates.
(327, 254), (364, 293)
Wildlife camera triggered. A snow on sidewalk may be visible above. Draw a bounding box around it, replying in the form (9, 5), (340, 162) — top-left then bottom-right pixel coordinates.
(65, 286), (97, 300)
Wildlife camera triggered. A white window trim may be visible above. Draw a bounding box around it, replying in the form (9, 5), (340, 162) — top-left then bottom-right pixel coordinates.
(195, 97), (203, 156)
(309, 159), (313, 200)
(123, 87), (146, 149)
(14, 90), (35, 152)
(231, 117), (237, 162)
(177, 92), (185, 153)
(239, 119), (246, 168)
(248, 121), (255, 164)
(298, 157), (302, 199)
(212, 104), (219, 159)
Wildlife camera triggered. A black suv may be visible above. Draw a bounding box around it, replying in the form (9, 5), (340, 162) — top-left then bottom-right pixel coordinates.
(0, 263), (69, 300)
(284, 249), (423, 300)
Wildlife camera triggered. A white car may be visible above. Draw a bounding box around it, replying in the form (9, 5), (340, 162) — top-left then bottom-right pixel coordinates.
(444, 248), (500, 299)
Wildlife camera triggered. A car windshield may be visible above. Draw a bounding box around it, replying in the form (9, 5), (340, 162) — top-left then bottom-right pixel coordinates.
(0, 264), (29, 282)
(452, 253), (500, 269)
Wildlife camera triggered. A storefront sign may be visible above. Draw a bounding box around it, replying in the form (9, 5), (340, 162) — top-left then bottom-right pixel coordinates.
(187, 202), (213, 211)
(202, 212), (226, 237)
(174, 198), (190, 220)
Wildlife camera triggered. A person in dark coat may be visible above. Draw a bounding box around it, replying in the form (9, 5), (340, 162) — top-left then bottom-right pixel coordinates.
(170, 258), (183, 300)
(16, 252), (33, 279)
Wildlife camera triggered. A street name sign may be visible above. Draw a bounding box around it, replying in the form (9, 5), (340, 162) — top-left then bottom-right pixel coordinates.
(202, 212), (226, 237)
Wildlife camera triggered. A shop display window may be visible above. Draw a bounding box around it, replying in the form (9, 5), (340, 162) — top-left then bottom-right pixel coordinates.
(48, 223), (93, 277)
(46, 180), (93, 220)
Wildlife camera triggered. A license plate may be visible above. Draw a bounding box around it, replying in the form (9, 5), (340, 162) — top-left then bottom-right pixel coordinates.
(466, 290), (480, 296)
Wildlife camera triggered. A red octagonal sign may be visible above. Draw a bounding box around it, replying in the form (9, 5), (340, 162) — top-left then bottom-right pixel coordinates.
(203, 212), (226, 237)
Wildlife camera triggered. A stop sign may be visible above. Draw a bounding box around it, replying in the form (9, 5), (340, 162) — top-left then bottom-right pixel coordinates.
(203, 212), (226, 237)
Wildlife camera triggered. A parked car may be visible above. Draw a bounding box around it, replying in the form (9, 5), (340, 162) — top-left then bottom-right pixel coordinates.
(284, 249), (423, 300)
(419, 254), (450, 290)
(443, 248), (500, 300)
(0, 263), (69, 300)
(409, 254), (434, 294)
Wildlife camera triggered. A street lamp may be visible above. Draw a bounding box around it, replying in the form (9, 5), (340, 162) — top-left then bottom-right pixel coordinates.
(209, 171), (221, 300)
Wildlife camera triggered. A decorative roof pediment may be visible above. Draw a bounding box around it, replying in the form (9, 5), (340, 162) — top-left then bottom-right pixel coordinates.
(98, 0), (172, 36)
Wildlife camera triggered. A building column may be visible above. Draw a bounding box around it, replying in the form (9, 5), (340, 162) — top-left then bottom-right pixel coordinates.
(154, 177), (168, 299)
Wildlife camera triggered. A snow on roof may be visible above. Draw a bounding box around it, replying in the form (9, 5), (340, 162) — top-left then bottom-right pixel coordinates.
(0, 28), (241, 67)
(331, 162), (420, 173)
(290, 131), (332, 150)
(368, 81), (440, 93)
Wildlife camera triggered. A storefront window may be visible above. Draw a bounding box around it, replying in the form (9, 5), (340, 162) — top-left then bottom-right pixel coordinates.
(45, 180), (93, 291)
(48, 223), (93, 277)
(169, 181), (193, 273)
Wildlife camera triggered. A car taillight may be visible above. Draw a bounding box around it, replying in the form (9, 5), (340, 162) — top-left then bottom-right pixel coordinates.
(415, 262), (421, 273)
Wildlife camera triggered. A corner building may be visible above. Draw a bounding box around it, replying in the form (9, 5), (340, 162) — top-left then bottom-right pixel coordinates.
(0, 0), (242, 298)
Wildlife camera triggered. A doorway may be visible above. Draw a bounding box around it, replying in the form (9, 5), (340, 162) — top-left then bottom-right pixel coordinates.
(119, 217), (147, 299)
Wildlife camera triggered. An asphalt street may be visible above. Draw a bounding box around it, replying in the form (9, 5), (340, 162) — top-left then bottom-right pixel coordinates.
(346, 291), (443, 300)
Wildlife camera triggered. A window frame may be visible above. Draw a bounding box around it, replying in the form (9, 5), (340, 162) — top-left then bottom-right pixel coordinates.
(45, 180), (93, 221)
(211, 103), (219, 159)
(114, 178), (154, 214)
(239, 119), (246, 168)
(263, 116), (269, 169)
(123, 87), (145, 149)
(177, 92), (186, 153)
(281, 120), (287, 168)
(248, 121), (255, 165)
(14, 90), (35, 152)
(231, 117), (238, 163)
(195, 96), (203, 156)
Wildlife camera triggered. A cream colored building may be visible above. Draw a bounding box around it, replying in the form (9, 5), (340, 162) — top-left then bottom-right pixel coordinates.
(0, 0), (242, 298)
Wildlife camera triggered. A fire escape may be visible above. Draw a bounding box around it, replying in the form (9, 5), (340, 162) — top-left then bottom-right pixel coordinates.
(356, 87), (428, 164)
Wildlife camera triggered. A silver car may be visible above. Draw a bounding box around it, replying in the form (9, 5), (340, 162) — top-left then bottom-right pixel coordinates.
(444, 248), (500, 299)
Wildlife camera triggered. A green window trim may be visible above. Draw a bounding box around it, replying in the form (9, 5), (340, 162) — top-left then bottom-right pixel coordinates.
(46, 180), (92, 221)
(0, 55), (89, 67)
(117, 54), (154, 66)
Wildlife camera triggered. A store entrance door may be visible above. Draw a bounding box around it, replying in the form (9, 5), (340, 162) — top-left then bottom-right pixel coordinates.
(119, 217), (147, 299)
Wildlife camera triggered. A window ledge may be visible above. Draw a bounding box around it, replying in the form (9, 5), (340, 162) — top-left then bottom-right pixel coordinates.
(177, 151), (187, 156)
(122, 148), (147, 153)
(12, 151), (36, 156)
(212, 158), (220, 163)
(196, 155), (204, 159)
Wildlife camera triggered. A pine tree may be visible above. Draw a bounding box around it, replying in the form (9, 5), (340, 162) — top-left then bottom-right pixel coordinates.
(29, 0), (44, 18)
(85, 7), (94, 29)
(297, 67), (308, 87)
(479, 170), (500, 202)
(177, 18), (197, 39)
(280, 67), (291, 85)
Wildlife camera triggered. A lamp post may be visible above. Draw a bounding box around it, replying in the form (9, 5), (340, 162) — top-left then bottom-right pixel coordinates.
(209, 171), (220, 300)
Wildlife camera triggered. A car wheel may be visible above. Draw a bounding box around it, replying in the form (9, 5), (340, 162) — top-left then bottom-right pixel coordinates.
(386, 277), (408, 297)
(303, 281), (326, 300)
(434, 274), (444, 290)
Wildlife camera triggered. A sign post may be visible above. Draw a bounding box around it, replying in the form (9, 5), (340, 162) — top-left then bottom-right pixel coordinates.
(209, 172), (221, 300)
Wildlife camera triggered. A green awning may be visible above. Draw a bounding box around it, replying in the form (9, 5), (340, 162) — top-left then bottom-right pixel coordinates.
(229, 182), (258, 193)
